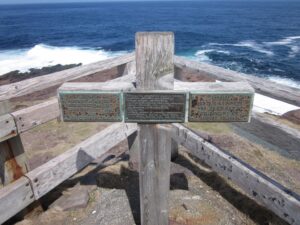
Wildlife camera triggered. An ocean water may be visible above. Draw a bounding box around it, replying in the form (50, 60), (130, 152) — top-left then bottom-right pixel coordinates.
(0, 1), (300, 88)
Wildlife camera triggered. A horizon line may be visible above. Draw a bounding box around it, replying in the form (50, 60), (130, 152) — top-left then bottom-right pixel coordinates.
(0, 0), (297, 6)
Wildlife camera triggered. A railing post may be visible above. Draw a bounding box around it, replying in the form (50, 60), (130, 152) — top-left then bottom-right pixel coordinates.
(0, 103), (28, 186)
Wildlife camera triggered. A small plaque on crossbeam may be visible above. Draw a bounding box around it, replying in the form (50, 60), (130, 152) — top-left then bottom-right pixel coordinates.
(124, 92), (186, 123)
(189, 93), (253, 122)
(59, 91), (122, 122)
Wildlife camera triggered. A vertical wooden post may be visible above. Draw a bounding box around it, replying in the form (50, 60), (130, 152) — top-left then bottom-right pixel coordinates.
(136, 32), (174, 225)
(0, 102), (28, 185)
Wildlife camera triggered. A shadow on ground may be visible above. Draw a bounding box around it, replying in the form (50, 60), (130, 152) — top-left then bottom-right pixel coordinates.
(32, 151), (288, 225)
(174, 153), (289, 225)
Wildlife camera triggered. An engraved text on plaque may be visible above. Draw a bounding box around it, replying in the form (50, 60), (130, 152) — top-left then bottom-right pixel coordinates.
(189, 93), (253, 122)
(124, 92), (186, 123)
(59, 91), (122, 122)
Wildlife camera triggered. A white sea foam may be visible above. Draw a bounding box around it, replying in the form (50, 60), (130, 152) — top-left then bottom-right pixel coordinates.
(209, 41), (274, 56)
(0, 44), (127, 76)
(267, 76), (300, 89)
(289, 45), (300, 58)
(263, 36), (300, 58)
(195, 49), (230, 55)
(264, 36), (300, 46)
(195, 49), (230, 61)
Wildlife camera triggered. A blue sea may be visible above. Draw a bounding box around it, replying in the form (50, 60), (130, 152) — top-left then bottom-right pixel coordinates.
(0, 1), (300, 88)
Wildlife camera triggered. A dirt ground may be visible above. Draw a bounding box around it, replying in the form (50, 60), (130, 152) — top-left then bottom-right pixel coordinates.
(12, 149), (291, 225)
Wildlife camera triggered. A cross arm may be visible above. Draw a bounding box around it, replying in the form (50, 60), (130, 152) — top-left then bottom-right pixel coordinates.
(57, 81), (254, 123)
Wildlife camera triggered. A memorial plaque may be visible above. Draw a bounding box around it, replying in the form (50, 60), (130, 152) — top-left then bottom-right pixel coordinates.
(189, 93), (253, 122)
(124, 92), (186, 123)
(59, 91), (122, 122)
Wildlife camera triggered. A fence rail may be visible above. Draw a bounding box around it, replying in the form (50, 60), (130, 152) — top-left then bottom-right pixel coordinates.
(0, 122), (137, 224)
(174, 56), (300, 106)
(171, 123), (300, 225)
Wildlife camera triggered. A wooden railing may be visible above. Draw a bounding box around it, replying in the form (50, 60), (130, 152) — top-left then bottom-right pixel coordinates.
(0, 53), (299, 225)
(174, 56), (300, 107)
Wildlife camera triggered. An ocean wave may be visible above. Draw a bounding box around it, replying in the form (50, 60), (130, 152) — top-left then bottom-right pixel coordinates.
(289, 45), (300, 58)
(195, 49), (230, 61)
(0, 44), (127, 76)
(263, 35), (300, 58)
(209, 41), (274, 56)
(267, 76), (300, 89)
(264, 35), (300, 46)
(195, 49), (230, 55)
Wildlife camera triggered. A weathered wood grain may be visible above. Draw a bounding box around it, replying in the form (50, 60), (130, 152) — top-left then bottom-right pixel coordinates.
(171, 123), (300, 225)
(253, 112), (300, 140)
(12, 98), (59, 133)
(0, 136), (28, 185)
(234, 112), (300, 160)
(175, 80), (254, 93)
(136, 32), (174, 91)
(0, 114), (17, 142)
(26, 122), (137, 199)
(123, 60), (136, 76)
(0, 100), (11, 116)
(174, 56), (300, 106)
(105, 73), (136, 84)
(0, 101), (29, 188)
(0, 53), (134, 102)
(58, 81), (135, 92)
(0, 177), (34, 224)
(139, 124), (172, 225)
(136, 32), (174, 225)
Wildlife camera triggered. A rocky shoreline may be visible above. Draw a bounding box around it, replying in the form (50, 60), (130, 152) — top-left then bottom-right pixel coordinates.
(0, 64), (81, 85)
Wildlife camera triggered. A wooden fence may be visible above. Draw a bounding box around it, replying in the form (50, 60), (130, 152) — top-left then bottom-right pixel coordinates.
(0, 52), (299, 224)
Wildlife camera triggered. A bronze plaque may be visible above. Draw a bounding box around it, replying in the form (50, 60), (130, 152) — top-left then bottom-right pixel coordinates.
(124, 92), (186, 123)
(59, 91), (122, 122)
(189, 93), (253, 122)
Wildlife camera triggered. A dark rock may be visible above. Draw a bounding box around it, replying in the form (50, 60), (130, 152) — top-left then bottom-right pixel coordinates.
(0, 64), (81, 85)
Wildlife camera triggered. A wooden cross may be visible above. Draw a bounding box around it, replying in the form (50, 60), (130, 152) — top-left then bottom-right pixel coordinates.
(58, 32), (254, 225)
